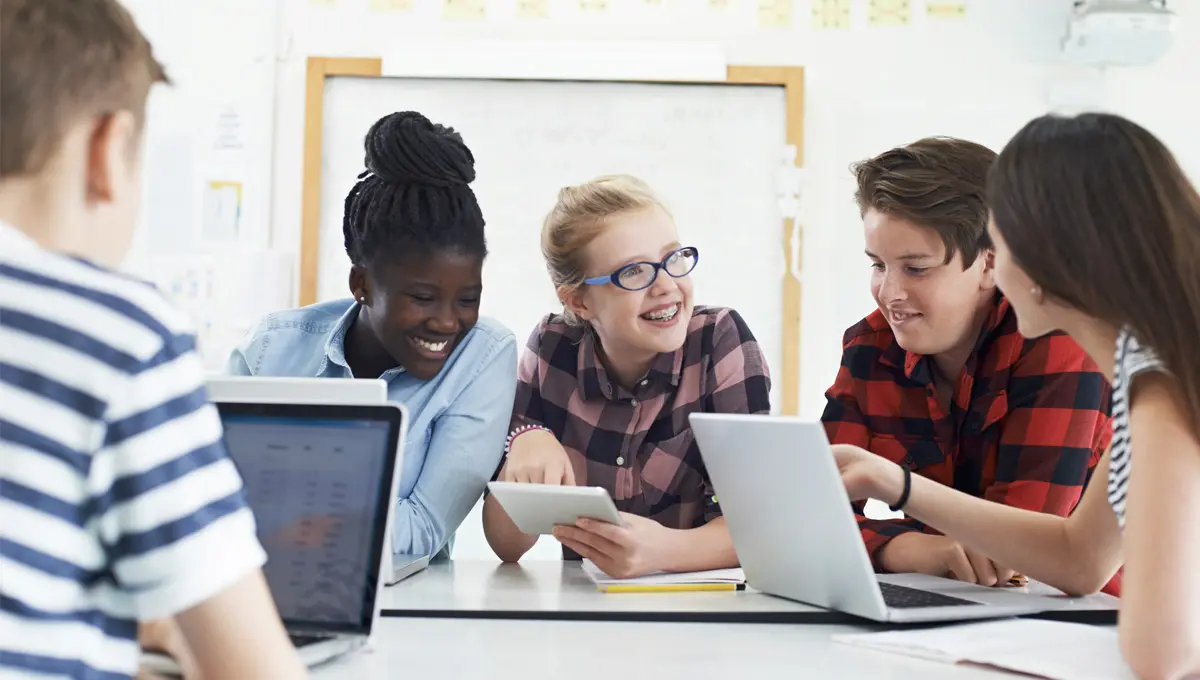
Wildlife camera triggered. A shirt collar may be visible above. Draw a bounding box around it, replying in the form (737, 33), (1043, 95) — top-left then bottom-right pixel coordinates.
(577, 327), (683, 401)
(883, 293), (1011, 383)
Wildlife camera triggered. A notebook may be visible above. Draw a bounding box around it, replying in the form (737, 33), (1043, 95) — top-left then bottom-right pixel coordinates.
(832, 619), (1134, 680)
(581, 559), (746, 593)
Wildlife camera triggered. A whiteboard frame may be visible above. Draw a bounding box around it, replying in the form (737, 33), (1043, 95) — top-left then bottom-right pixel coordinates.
(298, 56), (805, 414)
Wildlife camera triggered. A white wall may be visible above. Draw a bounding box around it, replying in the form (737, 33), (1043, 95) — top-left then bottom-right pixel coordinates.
(268, 0), (1200, 423)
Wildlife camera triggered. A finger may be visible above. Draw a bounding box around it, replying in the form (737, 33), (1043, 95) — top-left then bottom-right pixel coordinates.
(513, 466), (532, 484)
(541, 462), (564, 487)
(558, 524), (622, 557)
(575, 518), (629, 546)
(555, 537), (595, 561)
(965, 548), (997, 586)
(561, 460), (577, 486)
(946, 545), (978, 584)
(531, 464), (546, 485)
(993, 563), (1017, 585)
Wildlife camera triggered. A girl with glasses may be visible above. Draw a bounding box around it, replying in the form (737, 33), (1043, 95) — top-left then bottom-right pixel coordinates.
(481, 174), (772, 577)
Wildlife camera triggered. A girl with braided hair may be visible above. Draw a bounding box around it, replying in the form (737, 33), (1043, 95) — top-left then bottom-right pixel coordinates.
(229, 111), (517, 560)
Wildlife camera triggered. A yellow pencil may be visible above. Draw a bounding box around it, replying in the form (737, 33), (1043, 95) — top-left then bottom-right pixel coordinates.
(600, 583), (744, 593)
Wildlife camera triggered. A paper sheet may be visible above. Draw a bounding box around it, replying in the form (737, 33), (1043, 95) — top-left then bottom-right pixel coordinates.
(443, 0), (485, 19)
(868, 0), (910, 26)
(516, 0), (548, 18)
(925, 1), (966, 19)
(811, 0), (851, 29)
(758, 0), (793, 28)
(833, 619), (1135, 680)
(201, 180), (242, 243)
(370, 0), (414, 10)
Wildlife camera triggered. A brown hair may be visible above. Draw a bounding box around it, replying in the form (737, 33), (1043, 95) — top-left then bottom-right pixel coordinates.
(989, 112), (1200, 430)
(852, 137), (997, 267)
(540, 174), (666, 325)
(0, 0), (168, 178)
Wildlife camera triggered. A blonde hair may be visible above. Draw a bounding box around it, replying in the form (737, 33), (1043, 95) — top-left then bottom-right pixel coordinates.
(540, 174), (668, 325)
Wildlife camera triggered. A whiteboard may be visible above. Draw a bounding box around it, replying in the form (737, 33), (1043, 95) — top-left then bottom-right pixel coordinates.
(319, 76), (789, 411)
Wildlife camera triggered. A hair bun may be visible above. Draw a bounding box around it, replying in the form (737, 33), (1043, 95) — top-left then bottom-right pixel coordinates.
(363, 111), (475, 188)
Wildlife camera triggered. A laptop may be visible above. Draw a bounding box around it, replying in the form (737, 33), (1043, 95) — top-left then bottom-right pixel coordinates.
(142, 401), (405, 673)
(689, 413), (1076, 624)
(205, 376), (388, 405)
(205, 376), (429, 586)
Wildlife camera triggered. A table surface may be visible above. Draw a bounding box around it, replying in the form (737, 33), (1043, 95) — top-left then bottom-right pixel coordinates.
(306, 560), (1120, 679)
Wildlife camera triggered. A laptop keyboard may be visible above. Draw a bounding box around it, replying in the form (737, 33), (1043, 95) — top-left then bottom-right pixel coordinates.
(288, 634), (329, 648)
(879, 581), (979, 608)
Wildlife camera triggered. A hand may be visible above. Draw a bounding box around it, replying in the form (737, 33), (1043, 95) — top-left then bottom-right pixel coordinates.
(552, 512), (669, 579)
(138, 618), (198, 679)
(879, 533), (1016, 587)
(831, 443), (905, 504)
(500, 430), (575, 485)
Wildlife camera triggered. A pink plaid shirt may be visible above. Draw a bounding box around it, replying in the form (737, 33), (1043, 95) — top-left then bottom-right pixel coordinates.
(507, 306), (771, 547)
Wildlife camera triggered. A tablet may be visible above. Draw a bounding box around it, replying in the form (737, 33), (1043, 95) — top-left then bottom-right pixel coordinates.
(487, 482), (623, 535)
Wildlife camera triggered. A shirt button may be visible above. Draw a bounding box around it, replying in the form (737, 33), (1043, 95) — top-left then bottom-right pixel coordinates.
(630, 399), (638, 406)
(616, 457), (625, 465)
(640, 379), (649, 387)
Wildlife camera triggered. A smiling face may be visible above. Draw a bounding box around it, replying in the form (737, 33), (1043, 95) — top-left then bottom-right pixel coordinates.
(565, 205), (694, 364)
(864, 208), (996, 357)
(357, 248), (483, 380)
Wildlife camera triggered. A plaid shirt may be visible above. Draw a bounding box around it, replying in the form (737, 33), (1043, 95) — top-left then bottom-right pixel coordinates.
(509, 306), (771, 556)
(822, 294), (1117, 591)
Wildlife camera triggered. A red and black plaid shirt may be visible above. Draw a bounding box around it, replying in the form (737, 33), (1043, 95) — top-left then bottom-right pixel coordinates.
(822, 294), (1118, 592)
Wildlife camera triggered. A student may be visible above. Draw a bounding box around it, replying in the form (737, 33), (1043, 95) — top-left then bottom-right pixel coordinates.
(481, 174), (771, 578)
(0, 2), (306, 678)
(228, 111), (517, 560)
(822, 137), (1114, 589)
(833, 112), (1200, 680)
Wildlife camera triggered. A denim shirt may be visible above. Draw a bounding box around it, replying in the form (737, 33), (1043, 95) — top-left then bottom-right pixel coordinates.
(227, 298), (517, 559)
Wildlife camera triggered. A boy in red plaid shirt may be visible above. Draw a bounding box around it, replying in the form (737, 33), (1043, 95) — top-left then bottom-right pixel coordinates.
(821, 137), (1116, 593)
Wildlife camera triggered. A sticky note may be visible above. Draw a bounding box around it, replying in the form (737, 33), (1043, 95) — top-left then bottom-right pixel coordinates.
(517, 0), (548, 17)
(811, 0), (851, 29)
(369, 0), (412, 9)
(925, 1), (966, 18)
(868, 0), (910, 26)
(758, 0), (793, 28)
(444, 0), (485, 19)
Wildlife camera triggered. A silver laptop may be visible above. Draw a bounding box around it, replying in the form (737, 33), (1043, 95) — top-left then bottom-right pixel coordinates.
(205, 376), (428, 585)
(690, 413), (1074, 623)
(142, 401), (407, 673)
(205, 376), (388, 405)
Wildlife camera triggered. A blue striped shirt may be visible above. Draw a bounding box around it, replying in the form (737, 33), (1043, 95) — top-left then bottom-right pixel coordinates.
(0, 223), (266, 679)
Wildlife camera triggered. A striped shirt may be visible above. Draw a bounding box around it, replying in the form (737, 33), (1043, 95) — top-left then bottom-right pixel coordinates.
(0, 223), (266, 679)
(507, 306), (771, 558)
(1108, 326), (1164, 529)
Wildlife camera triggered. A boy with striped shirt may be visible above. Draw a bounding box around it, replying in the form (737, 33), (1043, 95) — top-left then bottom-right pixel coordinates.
(0, 1), (307, 678)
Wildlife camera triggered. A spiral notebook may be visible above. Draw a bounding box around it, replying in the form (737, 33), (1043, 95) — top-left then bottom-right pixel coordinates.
(581, 559), (746, 593)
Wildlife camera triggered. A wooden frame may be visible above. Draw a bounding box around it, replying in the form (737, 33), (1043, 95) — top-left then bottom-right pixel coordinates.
(299, 57), (805, 414)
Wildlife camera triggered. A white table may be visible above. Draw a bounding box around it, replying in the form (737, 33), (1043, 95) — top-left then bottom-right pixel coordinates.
(308, 560), (1119, 679)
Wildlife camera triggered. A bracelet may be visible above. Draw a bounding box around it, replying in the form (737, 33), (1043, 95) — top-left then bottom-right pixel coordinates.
(504, 424), (550, 455)
(888, 466), (912, 512)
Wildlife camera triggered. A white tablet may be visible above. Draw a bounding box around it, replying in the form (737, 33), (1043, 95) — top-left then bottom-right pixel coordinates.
(487, 482), (623, 535)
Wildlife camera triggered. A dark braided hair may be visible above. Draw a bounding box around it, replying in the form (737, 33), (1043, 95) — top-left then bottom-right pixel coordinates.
(342, 111), (486, 268)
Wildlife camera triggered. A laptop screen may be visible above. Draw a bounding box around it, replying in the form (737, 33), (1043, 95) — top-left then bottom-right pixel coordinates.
(216, 404), (400, 634)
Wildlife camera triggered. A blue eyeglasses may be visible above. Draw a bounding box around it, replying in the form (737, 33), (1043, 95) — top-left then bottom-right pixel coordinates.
(583, 246), (699, 292)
